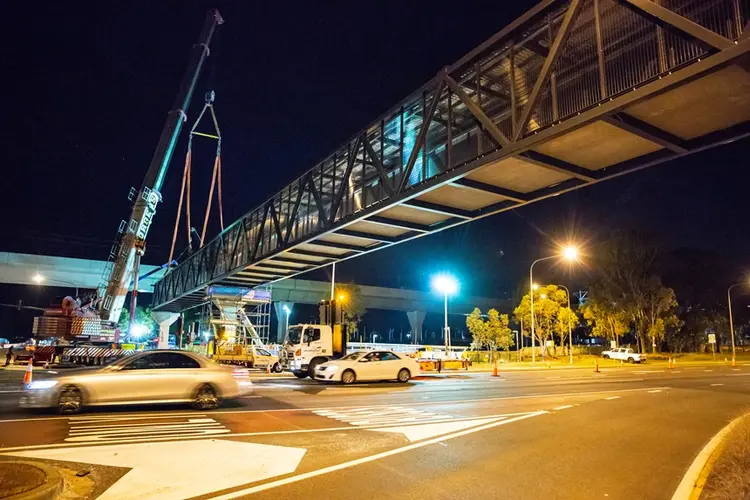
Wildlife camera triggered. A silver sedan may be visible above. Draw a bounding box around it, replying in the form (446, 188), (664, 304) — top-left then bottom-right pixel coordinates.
(20, 350), (252, 414)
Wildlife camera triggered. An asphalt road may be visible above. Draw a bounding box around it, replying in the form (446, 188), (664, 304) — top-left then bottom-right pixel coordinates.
(1, 363), (749, 499)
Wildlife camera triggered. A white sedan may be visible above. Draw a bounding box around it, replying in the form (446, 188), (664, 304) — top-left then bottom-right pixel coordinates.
(314, 350), (420, 384)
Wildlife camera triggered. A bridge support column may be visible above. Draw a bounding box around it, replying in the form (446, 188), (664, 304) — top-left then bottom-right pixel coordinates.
(274, 302), (294, 344)
(152, 312), (179, 349)
(406, 310), (426, 344)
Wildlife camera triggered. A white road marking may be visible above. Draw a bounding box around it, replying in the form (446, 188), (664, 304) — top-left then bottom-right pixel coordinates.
(371, 416), (509, 442)
(732, 368), (741, 371)
(314, 406), (449, 427)
(604, 396), (621, 400)
(66, 415), (230, 443)
(0, 386), (671, 424)
(704, 370), (714, 372)
(633, 370), (664, 374)
(210, 411), (548, 499)
(5, 439), (306, 500)
(710, 383), (724, 387)
(553, 405), (574, 410)
(648, 390), (663, 393)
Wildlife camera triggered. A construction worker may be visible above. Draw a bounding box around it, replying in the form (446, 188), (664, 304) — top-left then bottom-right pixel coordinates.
(4, 345), (13, 367)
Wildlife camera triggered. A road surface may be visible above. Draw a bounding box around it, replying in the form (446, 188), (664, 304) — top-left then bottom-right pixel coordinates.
(1, 363), (749, 499)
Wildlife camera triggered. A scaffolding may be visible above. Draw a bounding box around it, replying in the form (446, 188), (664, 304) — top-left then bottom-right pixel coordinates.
(201, 285), (272, 352)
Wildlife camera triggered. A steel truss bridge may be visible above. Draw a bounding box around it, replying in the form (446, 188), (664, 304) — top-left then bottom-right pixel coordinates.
(154, 0), (750, 312)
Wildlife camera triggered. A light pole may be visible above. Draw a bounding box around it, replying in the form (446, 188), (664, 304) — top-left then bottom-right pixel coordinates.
(432, 274), (458, 358)
(282, 305), (291, 344)
(32, 273), (79, 298)
(530, 246), (578, 364)
(728, 282), (748, 365)
(558, 284), (573, 365)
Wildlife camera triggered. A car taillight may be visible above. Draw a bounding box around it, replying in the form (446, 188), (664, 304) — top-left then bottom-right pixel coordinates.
(295, 349), (301, 356)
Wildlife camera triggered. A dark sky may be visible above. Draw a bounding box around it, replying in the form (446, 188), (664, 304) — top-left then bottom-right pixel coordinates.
(2, 0), (749, 302)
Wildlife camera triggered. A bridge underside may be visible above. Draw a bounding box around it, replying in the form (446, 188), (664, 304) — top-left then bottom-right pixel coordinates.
(154, 0), (750, 312)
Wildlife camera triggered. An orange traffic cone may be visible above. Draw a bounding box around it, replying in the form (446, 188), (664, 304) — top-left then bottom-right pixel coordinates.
(23, 362), (33, 384)
(594, 359), (600, 373)
(266, 363), (271, 374)
(668, 357), (673, 369)
(492, 359), (498, 377)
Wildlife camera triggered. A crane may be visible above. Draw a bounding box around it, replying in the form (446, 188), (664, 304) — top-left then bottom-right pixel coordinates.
(98, 9), (224, 324)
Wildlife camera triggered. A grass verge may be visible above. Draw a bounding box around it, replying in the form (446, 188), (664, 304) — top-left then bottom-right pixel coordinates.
(701, 412), (750, 500)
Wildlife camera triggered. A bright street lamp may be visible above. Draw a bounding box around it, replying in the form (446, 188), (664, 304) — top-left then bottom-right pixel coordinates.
(530, 246), (579, 364)
(728, 281), (748, 366)
(31, 273), (79, 297)
(432, 274), (459, 355)
(282, 305), (292, 342)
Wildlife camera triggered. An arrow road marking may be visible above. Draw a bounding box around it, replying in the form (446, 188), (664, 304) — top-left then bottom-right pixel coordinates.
(5, 439), (306, 500)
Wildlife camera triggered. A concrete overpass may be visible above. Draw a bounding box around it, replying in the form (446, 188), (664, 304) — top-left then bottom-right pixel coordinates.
(0, 252), (508, 342)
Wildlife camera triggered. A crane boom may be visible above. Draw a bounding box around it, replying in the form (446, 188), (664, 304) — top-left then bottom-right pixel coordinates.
(100, 9), (224, 323)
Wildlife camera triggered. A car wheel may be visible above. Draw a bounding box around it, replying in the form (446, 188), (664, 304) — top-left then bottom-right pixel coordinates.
(272, 362), (283, 373)
(57, 385), (83, 415)
(602, 354), (610, 359)
(341, 369), (356, 385)
(293, 371), (307, 379)
(628, 357), (635, 364)
(397, 368), (411, 383)
(192, 384), (220, 410)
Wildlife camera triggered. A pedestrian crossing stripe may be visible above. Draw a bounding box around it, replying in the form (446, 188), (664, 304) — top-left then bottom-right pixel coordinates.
(65, 414), (230, 443)
(313, 406), (451, 426)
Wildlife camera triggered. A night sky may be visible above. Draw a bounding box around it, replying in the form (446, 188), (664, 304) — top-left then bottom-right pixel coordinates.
(2, 1), (749, 337)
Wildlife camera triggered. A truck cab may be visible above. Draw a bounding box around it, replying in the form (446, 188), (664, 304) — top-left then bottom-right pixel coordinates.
(283, 323), (343, 378)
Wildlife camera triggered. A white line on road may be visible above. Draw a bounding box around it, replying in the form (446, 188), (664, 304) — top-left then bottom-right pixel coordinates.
(710, 384), (724, 387)
(647, 390), (663, 393)
(0, 386), (672, 424)
(704, 370), (714, 372)
(604, 396), (621, 400)
(553, 405), (574, 410)
(208, 411), (549, 499)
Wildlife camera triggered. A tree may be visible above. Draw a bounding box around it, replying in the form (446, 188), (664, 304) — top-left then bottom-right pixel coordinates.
(117, 306), (158, 343)
(513, 284), (567, 356)
(466, 308), (488, 351)
(642, 277), (680, 352)
(487, 309), (514, 356)
(581, 295), (630, 347)
(555, 307), (579, 354)
(335, 283), (366, 341)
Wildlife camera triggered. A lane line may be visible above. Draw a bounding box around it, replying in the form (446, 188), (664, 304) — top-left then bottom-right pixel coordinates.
(604, 396), (621, 400)
(0, 386), (671, 424)
(67, 418), (215, 431)
(710, 384), (724, 387)
(648, 390), (663, 393)
(208, 411), (549, 499)
(553, 405), (573, 410)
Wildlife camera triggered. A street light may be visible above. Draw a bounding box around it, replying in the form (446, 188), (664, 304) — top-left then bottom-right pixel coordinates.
(530, 245), (578, 364)
(31, 273), (79, 297)
(282, 305), (291, 343)
(432, 274), (459, 356)
(728, 281), (749, 366)
(558, 284), (573, 365)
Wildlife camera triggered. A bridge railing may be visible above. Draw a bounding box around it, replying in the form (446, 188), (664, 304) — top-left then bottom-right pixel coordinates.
(155, 0), (744, 308)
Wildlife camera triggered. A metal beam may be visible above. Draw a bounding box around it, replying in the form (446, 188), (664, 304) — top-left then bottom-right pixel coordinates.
(335, 228), (399, 243)
(329, 137), (361, 225)
(288, 248), (354, 259)
(362, 135), (395, 196)
(366, 215), (430, 233)
(403, 199), (474, 219)
(284, 179), (304, 244)
(603, 114), (689, 153)
(443, 74), (510, 147)
(398, 79), (445, 193)
(306, 172), (328, 227)
(268, 203), (283, 247)
(621, 0), (733, 50)
(514, 0), (584, 141)
(450, 178), (529, 203)
(255, 261), (307, 271)
(520, 151), (598, 182)
(268, 256), (322, 266)
(312, 240), (371, 252)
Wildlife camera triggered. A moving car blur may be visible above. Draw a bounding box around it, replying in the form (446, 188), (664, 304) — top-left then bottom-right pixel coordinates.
(20, 350), (252, 414)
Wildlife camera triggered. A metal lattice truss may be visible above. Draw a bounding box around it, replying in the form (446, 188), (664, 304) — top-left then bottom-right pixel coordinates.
(155, 0), (750, 312)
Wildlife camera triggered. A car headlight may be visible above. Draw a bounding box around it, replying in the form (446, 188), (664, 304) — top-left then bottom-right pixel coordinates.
(27, 380), (59, 390)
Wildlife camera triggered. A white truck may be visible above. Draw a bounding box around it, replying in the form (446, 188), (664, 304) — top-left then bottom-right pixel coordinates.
(601, 347), (645, 363)
(283, 324), (346, 378)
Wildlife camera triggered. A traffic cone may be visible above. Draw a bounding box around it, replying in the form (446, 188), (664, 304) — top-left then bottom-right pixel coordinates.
(668, 357), (673, 369)
(732, 357), (736, 368)
(492, 359), (498, 377)
(23, 362), (33, 384)
(266, 363), (271, 374)
(594, 359), (600, 373)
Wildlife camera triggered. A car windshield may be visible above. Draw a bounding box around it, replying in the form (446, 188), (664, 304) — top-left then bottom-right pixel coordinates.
(341, 352), (364, 361)
(287, 326), (303, 345)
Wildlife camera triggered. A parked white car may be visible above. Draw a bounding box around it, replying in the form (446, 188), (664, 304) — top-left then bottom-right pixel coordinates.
(601, 347), (645, 363)
(314, 350), (420, 384)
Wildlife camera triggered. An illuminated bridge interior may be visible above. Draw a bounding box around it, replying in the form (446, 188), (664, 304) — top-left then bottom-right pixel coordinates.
(154, 0), (750, 312)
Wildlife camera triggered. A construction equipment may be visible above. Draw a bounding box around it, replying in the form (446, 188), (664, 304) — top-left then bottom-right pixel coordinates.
(98, 10), (223, 326)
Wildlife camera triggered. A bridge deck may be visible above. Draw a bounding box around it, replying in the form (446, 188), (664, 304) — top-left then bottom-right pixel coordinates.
(153, 0), (750, 312)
